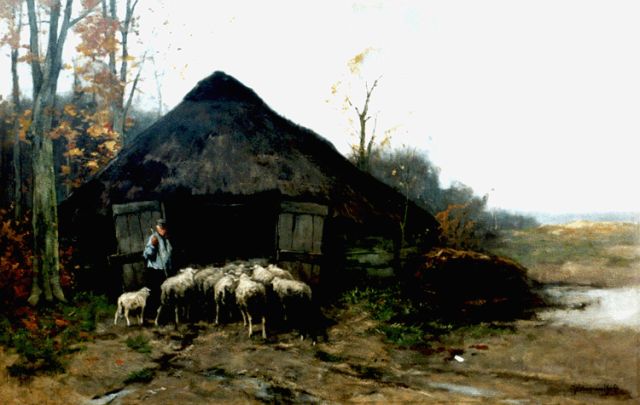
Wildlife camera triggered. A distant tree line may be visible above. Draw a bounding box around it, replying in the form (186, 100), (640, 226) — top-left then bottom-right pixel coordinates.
(357, 146), (539, 249)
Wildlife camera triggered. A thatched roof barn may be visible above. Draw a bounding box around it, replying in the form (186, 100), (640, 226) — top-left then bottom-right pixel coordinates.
(60, 71), (438, 293)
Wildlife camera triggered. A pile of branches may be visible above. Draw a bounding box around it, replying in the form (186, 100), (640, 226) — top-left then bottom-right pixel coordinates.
(402, 248), (543, 321)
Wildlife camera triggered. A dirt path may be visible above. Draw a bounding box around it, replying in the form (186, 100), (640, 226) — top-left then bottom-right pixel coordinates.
(2, 297), (636, 405)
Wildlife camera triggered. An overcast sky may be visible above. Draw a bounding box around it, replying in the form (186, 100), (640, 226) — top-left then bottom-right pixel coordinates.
(2, 1), (639, 215)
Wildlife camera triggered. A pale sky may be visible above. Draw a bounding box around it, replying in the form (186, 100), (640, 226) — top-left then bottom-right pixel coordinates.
(1, 0), (639, 214)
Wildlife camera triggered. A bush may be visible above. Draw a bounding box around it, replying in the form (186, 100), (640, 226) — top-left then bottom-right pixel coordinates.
(124, 367), (156, 384)
(341, 286), (449, 347)
(1, 292), (115, 379)
(125, 334), (151, 354)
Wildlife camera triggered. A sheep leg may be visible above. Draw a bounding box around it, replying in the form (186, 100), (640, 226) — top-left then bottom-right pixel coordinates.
(240, 308), (247, 326)
(124, 308), (131, 327)
(175, 306), (180, 325)
(247, 313), (253, 337)
(155, 305), (163, 326)
(114, 304), (120, 325)
(261, 316), (266, 339)
(215, 302), (220, 325)
(140, 304), (145, 325)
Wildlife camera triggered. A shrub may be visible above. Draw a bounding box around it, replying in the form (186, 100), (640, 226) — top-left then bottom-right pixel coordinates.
(125, 334), (151, 354)
(124, 367), (156, 384)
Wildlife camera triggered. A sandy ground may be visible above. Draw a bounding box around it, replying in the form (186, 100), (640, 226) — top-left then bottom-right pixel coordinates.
(0, 302), (637, 404)
(1, 221), (638, 404)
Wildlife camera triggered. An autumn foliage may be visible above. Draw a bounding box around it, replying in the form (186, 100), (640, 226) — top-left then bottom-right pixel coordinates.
(435, 203), (480, 249)
(0, 208), (74, 313)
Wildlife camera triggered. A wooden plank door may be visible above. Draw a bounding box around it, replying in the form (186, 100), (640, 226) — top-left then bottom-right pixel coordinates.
(276, 201), (328, 284)
(112, 200), (164, 291)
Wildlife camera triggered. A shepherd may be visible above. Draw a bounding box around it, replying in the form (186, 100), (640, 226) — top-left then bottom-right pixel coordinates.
(143, 218), (173, 314)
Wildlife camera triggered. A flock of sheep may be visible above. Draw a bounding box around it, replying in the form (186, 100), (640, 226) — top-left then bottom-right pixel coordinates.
(113, 260), (313, 340)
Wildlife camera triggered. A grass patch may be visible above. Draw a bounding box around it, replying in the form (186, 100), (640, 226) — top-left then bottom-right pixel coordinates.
(1, 292), (115, 379)
(377, 323), (425, 347)
(455, 322), (515, 339)
(342, 286), (451, 347)
(483, 224), (639, 269)
(605, 255), (639, 268)
(125, 334), (151, 354)
(342, 283), (518, 348)
(124, 367), (156, 384)
(7, 330), (65, 378)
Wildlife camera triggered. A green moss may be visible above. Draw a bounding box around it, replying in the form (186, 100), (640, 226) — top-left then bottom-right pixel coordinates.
(455, 322), (515, 339)
(125, 334), (152, 354)
(377, 323), (425, 347)
(124, 367), (156, 384)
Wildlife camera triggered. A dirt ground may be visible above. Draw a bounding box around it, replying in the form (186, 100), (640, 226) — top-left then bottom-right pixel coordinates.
(1, 221), (638, 404)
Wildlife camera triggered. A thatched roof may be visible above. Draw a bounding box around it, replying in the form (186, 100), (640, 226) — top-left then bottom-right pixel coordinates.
(61, 71), (437, 235)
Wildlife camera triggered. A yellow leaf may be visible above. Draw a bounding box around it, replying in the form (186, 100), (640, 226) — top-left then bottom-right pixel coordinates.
(64, 104), (78, 117)
(86, 160), (99, 170)
(87, 124), (105, 138)
(60, 165), (71, 175)
(347, 47), (373, 74)
(103, 140), (117, 152)
(67, 147), (83, 158)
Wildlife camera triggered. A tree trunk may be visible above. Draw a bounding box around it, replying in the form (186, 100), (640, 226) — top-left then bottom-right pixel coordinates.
(30, 127), (64, 304)
(11, 46), (22, 218)
(25, 0), (90, 305)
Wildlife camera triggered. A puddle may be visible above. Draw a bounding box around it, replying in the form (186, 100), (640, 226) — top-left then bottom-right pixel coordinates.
(539, 285), (640, 330)
(427, 382), (498, 397)
(86, 388), (136, 405)
(239, 376), (324, 404)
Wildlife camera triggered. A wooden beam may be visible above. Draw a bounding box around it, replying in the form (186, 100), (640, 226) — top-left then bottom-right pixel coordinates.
(280, 201), (328, 216)
(277, 250), (323, 264)
(108, 251), (144, 266)
(112, 200), (162, 216)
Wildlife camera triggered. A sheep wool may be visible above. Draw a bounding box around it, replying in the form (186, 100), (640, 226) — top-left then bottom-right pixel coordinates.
(114, 287), (151, 327)
(155, 267), (197, 326)
(214, 275), (239, 324)
(235, 274), (267, 338)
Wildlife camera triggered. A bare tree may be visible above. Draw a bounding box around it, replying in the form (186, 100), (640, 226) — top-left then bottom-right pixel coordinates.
(347, 77), (381, 172)
(0, 0), (24, 216)
(25, 0), (97, 305)
(103, 0), (141, 144)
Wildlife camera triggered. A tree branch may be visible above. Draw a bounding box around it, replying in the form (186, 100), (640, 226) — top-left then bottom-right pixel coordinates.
(69, 1), (98, 27)
(25, 0), (42, 94)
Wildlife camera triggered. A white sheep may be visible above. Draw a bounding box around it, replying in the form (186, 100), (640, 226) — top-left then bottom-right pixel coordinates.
(223, 262), (252, 277)
(266, 264), (294, 280)
(235, 273), (267, 339)
(214, 274), (239, 324)
(271, 277), (313, 339)
(155, 267), (197, 326)
(251, 265), (275, 285)
(194, 266), (224, 293)
(114, 287), (151, 327)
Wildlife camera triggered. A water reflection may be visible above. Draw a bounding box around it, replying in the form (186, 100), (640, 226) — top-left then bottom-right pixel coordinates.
(539, 285), (640, 330)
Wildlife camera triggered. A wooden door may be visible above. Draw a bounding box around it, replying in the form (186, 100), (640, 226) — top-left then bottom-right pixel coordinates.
(276, 201), (328, 284)
(111, 200), (164, 291)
